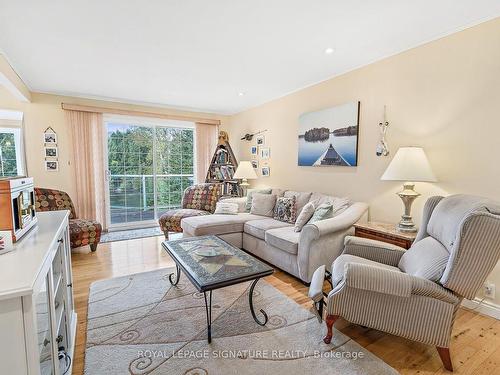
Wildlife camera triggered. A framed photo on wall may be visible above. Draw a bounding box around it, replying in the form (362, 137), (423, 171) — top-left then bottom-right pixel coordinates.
(260, 147), (270, 159)
(44, 146), (58, 158)
(44, 131), (57, 144)
(251, 160), (258, 169)
(261, 166), (270, 177)
(251, 146), (257, 155)
(298, 101), (360, 166)
(45, 160), (59, 171)
(256, 135), (265, 145)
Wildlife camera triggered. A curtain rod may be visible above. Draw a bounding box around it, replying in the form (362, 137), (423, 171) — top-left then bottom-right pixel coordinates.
(61, 103), (221, 125)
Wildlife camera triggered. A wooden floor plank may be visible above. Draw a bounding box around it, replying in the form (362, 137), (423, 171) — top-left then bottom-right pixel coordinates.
(70, 236), (499, 375)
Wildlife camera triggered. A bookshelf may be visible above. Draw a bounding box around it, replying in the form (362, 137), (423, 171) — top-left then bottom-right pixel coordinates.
(205, 131), (242, 197)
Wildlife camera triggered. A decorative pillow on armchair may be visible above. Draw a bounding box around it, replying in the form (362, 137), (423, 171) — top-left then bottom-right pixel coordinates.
(274, 196), (297, 224)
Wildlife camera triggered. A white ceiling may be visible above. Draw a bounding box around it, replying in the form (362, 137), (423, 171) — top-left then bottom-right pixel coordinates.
(1, 1), (500, 114)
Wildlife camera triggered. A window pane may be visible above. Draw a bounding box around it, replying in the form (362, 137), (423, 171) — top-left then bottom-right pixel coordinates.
(107, 121), (194, 226)
(0, 129), (22, 177)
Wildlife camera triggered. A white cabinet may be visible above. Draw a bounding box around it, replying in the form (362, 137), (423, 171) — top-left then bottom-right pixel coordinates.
(0, 211), (76, 375)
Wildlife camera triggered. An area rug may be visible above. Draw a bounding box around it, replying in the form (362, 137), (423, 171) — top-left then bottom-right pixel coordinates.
(85, 268), (398, 375)
(100, 227), (163, 243)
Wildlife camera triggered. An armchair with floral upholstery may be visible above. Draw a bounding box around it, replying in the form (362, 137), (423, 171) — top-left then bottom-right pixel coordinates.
(34, 187), (102, 252)
(158, 183), (222, 239)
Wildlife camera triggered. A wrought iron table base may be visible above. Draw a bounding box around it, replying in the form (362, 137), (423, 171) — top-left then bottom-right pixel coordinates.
(168, 264), (181, 285)
(168, 269), (269, 343)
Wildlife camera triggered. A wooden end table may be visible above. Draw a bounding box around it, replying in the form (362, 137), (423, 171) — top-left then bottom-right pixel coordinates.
(354, 221), (417, 249)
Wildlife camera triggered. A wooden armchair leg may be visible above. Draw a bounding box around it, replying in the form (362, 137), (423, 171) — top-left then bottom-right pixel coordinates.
(323, 314), (339, 344)
(90, 243), (98, 252)
(436, 347), (453, 371)
(164, 231), (169, 240)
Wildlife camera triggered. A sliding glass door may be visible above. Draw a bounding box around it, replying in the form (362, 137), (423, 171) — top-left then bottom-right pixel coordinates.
(105, 116), (194, 229)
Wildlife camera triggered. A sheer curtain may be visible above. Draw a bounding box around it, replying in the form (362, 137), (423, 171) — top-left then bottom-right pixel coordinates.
(66, 110), (107, 229)
(195, 122), (219, 183)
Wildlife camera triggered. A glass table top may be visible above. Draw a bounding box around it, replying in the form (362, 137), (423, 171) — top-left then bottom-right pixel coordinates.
(162, 235), (274, 291)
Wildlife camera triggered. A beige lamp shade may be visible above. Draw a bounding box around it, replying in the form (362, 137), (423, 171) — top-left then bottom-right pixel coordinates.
(234, 161), (258, 180)
(381, 147), (436, 182)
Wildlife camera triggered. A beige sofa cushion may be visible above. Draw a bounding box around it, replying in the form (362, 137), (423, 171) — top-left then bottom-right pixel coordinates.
(244, 218), (292, 240)
(181, 213), (265, 236)
(284, 191), (312, 216)
(245, 188), (272, 212)
(265, 227), (300, 255)
(250, 193), (277, 217)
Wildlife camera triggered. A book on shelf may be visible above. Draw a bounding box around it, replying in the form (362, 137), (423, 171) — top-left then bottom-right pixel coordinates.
(223, 182), (242, 196)
(215, 149), (229, 164)
(205, 131), (242, 197)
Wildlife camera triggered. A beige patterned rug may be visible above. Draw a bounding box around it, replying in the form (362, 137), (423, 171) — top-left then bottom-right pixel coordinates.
(84, 268), (397, 375)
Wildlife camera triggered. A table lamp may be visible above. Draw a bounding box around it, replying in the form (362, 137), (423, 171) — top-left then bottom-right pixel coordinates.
(381, 147), (436, 232)
(233, 161), (257, 195)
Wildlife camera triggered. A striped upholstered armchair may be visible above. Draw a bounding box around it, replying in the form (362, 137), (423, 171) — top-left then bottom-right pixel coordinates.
(309, 194), (500, 371)
(158, 183), (222, 239)
(35, 188), (102, 252)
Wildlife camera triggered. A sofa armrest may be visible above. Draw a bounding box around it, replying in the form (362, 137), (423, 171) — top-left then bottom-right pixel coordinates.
(330, 262), (459, 304)
(297, 202), (368, 282)
(219, 196), (247, 213)
(342, 236), (406, 266)
(301, 202), (369, 239)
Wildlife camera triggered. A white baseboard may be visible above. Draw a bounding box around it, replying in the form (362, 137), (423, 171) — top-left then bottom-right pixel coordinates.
(461, 298), (500, 320)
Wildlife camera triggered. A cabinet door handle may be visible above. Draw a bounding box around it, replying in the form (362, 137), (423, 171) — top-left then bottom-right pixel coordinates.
(67, 283), (72, 288)
(57, 238), (63, 243)
(43, 338), (50, 347)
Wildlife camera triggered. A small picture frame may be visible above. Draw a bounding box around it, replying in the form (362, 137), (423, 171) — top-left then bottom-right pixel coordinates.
(45, 160), (59, 171)
(256, 135), (265, 145)
(261, 166), (270, 177)
(251, 160), (258, 169)
(44, 132), (57, 144)
(44, 146), (58, 158)
(260, 147), (270, 159)
(0, 231), (13, 255)
(251, 146), (258, 155)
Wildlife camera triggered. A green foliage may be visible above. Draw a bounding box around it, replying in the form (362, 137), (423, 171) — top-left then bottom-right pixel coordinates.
(107, 124), (194, 224)
(0, 133), (18, 176)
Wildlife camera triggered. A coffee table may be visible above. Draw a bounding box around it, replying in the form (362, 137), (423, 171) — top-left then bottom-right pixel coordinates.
(161, 235), (274, 343)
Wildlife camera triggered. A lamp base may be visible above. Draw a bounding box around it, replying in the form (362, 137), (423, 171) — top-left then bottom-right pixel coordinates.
(240, 179), (250, 196)
(396, 182), (420, 233)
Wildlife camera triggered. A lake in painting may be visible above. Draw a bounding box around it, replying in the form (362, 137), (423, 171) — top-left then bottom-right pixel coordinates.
(298, 102), (359, 167)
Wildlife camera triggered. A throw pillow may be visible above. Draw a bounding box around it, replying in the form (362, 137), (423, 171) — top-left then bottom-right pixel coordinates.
(307, 203), (334, 224)
(214, 202), (239, 215)
(331, 197), (351, 215)
(250, 193), (277, 217)
(307, 197), (352, 225)
(398, 237), (450, 282)
(283, 191), (312, 216)
(274, 196), (297, 224)
(245, 188), (272, 212)
(294, 202), (316, 232)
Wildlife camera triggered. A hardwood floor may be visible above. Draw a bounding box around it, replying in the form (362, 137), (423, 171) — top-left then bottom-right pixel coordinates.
(71, 236), (500, 374)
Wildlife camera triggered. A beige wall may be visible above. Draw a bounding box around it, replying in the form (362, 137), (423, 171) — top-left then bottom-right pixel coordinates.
(1, 17), (499, 304)
(227, 18), (500, 303)
(0, 87), (230, 200)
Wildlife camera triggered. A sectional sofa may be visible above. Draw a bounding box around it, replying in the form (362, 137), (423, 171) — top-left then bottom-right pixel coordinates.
(181, 189), (368, 282)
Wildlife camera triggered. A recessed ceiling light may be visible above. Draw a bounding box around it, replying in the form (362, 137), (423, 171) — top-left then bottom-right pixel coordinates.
(238, 92), (245, 96)
(325, 47), (335, 55)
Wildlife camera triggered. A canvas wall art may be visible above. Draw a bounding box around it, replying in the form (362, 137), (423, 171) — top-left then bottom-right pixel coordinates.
(298, 101), (359, 166)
